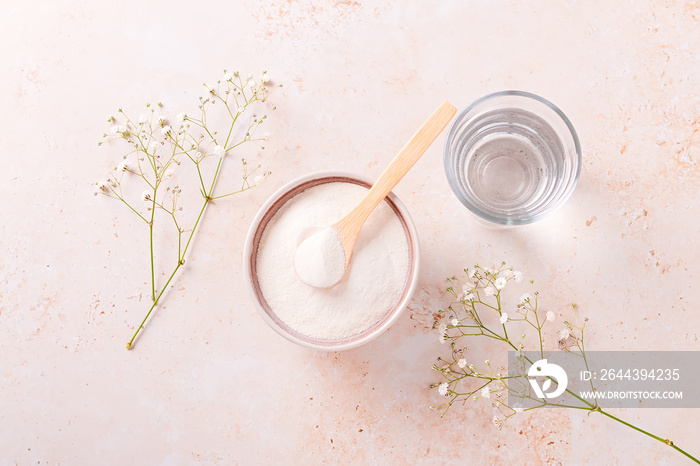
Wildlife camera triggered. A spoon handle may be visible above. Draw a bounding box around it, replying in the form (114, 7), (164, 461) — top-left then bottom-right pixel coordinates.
(336, 101), (457, 239)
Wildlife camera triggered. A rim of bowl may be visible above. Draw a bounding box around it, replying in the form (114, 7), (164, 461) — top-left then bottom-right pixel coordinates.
(443, 90), (582, 225)
(243, 170), (421, 351)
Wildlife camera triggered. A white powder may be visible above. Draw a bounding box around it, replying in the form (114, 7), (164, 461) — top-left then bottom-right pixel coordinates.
(256, 182), (410, 340)
(293, 227), (346, 288)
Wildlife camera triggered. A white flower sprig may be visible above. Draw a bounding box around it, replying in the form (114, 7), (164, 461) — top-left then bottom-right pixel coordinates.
(429, 262), (698, 464)
(95, 69), (281, 350)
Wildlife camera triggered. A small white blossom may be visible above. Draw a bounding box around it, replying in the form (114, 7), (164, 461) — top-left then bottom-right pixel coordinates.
(177, 112), (186, 122)
(139, 113), (148, 124)
(161, 125), (172, 137)
(546, 311), (556, 322)
(117, 161), (130, 172)
(237, 105), (246, 114)
(213, 145), (225, 157)
(503, 269), (514, 278)
(223, 71), (234, 81)
(495, 277), (506, 290)
(463, 292), (475, 302)
(519, 293), (532, 304)
(559, 328), (570, 340)
(157, 115), (166, 125)
(499, 313), (508, 324)
(111, 125), (119, 133)
(468, 268), (477, 279)
(462, 283), (474, 294)
(484, 286), (496, 296)
(451, 318), (459, 327)
(514, 271), (523, 283)
(481, 386), (491, 399)
(514, 407), (524, 414)
(492, 416), (501, 426)
(438, 383), (448, 396)
(164, 168), (175, 179)
(254, 174), (265, 185)
(458, 359), (467, 369)
(261, 71), (269, 83)
(141, 191), (152, 202)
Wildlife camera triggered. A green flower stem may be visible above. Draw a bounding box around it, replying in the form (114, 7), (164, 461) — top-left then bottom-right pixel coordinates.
(148, 201), (156, 301)
(597, 409), (698, 464)
(125, 261), (181, 350)
(126, 194), (210, 350)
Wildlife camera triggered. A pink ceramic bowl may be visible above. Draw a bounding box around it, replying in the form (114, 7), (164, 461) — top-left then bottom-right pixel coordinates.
(243, 170), (420, 351)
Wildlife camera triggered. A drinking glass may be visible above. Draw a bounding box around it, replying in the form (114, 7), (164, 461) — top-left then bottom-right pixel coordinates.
(444, 91), (581, 225)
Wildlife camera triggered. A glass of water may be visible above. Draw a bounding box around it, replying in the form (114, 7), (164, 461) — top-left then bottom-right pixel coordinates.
(444, 91), (581, 225)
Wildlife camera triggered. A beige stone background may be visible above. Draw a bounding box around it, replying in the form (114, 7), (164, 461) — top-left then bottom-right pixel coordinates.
(1, 0), (699, 464)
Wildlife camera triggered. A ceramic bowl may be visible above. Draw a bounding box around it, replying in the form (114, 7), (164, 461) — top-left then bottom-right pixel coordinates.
(243, 170), (420, 351)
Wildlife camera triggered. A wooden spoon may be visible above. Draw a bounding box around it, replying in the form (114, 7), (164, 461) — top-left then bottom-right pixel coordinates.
(294, 100), (457, 288)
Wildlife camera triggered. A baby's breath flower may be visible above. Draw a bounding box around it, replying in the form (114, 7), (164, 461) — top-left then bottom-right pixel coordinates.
(254, 174), (266, 185)
(546, 311), (556, 322)
(519, 293), (532, 304)
(458, 359), (467, 368)
(481, 386), (491, 399)
(463, 292), (475, 302)
(485, 286), (496, 297)
(514, 407), (524, 414)
(451, 318), (459, 327)
(513, 271), (523, 283)
(462, 283), (474, 294)
(438, 383), (449, 396)
(213, 145), (225, 157)
(495, 277), (507, 290)
(499, 313), (508, 324)
(559, 328), (570, 340)
(97, 70), (277, 351)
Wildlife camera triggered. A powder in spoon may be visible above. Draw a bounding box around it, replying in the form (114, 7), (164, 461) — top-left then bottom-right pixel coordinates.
(293, 227), (346, 288)
(256, 181), (410, 340)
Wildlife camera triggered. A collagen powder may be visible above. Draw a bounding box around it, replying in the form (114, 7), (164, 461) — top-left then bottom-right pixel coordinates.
(256, 181), (410, 340)
(293, 227), (346, 288)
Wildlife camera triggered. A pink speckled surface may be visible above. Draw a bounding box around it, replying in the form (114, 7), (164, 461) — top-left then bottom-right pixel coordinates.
(1, 1), (699, 464)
